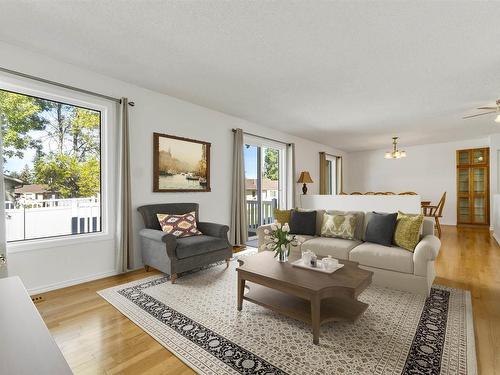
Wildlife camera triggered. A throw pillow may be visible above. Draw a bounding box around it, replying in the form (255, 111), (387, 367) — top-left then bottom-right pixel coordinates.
(365, 212), (398, 247)
(289, 210), (316, 236)
(157, 211), (203, 238)
(273, 209), (292, 224)
(321, 212), (357, 240)
(394, 211), (424, 252)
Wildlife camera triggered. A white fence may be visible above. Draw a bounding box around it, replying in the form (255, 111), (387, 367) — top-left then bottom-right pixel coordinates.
(5, 197), (101, 242)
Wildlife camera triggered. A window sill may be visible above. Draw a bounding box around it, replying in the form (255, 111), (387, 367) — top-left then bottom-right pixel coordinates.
(6, 232), (114, 254)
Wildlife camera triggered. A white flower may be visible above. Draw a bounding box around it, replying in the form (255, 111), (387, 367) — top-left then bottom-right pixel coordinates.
(273, 238), (279, 243)
(276, 222), (282, 229)
(266, 243), (274, 249)
(281, 244), (286, 250)
(286, 235), (292, 241)
(264, 229), (270, 234)
(271, 224), (277, 231)
(282, 224), (290, 232)
(264, 235), (270, 240)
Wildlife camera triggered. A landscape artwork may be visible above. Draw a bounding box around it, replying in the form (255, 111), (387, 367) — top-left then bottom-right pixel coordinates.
(153, 132), (211, 192)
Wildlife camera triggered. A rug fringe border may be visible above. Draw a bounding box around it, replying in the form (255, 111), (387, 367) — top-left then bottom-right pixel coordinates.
(465, 290), (478, 375)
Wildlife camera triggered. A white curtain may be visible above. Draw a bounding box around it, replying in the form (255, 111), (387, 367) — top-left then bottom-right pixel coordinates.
(287, 143), (296, 208)
(116, 98), (132, 272)
(0, 116), (8, 277)
(230, 128), (248, 246)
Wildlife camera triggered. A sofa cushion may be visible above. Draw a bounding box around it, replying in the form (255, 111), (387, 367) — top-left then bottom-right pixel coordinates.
(297, 208), (325, 236)
(326, 210), (365, 240)
(175, 235), (229, 259)
(289, 210), (316, 235)
(365, 212), (398, 247)
(321, 212), (357, 240)
(349, 242), (414, 274)
(394, 211), (424, 251)
(157, 211), (202, 238)
(300, 237), (362, 260)
(273, 209), (292, 224)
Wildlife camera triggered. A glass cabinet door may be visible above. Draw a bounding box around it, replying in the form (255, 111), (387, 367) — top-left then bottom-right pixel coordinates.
(457, 150), (470, 166)
(473, 196), (486, 224)
(472, 149), (487, 164)
(458, 197), (470, 223)
(473, 167), (486, 194)
(458, 168), (469, 194)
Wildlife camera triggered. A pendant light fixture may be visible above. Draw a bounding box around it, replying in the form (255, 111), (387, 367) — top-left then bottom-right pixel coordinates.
(384, 137), (406, 159)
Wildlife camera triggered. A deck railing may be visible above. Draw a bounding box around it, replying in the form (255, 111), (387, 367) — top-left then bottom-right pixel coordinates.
(247, 199), (277, 236)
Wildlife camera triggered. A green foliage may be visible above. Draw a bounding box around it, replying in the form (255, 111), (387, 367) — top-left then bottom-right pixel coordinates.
(264, 148), (279, 181)
(34, 154), (100, 198)
(0, 91), (47, 159)
(1, 90), (101, 198)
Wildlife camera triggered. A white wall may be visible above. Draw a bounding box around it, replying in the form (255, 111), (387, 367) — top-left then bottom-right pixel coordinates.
(344, 138), (490, 225)
(0, 41), (345, 292)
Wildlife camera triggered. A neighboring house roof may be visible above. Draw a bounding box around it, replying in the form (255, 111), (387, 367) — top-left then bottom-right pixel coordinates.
(3, 174), (24, 184)
(245, 178), (278, 191)
(14, 184), (51, 194)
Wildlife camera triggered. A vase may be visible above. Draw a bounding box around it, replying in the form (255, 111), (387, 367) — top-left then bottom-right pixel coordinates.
(276, 246), (289, 263)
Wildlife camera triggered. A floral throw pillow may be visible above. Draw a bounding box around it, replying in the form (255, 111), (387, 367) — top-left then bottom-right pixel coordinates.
(157, 211), (202, 238)
(321, 213), (357, 240)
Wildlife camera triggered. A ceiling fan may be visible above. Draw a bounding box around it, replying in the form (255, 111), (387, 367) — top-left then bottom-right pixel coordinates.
(463, 99), (500, 123)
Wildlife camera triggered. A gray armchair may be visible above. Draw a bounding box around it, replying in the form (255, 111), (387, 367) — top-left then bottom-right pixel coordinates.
(137, 203), (232, 283)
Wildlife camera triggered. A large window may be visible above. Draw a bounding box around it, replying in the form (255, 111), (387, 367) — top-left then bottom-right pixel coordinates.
(244, 136), (287, 241)
(1, 89), (102, 242)
(320, 152), (342, 195)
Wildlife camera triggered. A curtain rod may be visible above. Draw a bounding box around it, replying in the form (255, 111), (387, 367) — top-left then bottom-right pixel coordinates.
(0, 66), (135, 106)
(232, 128), (291, 146)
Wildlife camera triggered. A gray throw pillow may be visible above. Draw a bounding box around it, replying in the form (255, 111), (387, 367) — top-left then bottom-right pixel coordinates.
(365, 212), (398, 247)
(289, 210), (316, 236)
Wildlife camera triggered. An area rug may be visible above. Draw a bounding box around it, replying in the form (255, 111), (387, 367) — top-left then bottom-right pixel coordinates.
(98, 255), (477, 375)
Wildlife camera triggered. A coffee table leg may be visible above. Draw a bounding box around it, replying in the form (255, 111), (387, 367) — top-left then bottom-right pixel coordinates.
(237, 275), (245, 311)
(311, 295), (320, 345)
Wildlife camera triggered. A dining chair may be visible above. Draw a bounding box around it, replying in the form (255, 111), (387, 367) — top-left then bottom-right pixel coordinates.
(423, 192), (446, 238)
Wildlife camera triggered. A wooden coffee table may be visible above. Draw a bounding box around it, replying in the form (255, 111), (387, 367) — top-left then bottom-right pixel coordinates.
(236, 251), (373, 345)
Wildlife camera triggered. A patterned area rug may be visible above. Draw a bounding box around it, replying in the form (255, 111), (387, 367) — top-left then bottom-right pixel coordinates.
(98, 255), (476, 375)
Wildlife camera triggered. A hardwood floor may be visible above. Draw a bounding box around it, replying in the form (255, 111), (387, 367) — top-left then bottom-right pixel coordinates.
(35, 226), (499, 374)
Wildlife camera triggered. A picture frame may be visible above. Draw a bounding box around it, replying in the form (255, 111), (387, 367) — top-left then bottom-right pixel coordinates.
(153, 132), (211, 192)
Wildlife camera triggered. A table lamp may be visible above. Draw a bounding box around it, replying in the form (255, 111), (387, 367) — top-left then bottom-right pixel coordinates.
(297, 171), (313, 195)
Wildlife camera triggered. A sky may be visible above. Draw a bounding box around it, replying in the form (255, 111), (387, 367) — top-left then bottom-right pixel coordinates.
(244, 144), (257, 179)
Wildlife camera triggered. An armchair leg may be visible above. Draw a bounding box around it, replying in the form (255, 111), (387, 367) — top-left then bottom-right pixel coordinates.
(171, 273), (178, 284)
(226, 258), (231, 268)
(435, 217), (442, 238)
(144, 265), (150, 272)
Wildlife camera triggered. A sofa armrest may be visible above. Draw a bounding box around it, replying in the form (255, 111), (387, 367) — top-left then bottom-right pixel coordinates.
(257, 224), (275, 252)
(413, 234), (441, 276)
(421, 218), (435, 236)
(198, 222), (229, 239)
(139, 228), (177, 258)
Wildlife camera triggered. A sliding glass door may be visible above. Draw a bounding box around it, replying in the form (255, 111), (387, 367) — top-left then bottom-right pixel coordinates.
(244, 137), (287, 242)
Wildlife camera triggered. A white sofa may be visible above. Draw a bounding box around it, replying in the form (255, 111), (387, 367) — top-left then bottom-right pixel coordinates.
(257, 210), (441, 296)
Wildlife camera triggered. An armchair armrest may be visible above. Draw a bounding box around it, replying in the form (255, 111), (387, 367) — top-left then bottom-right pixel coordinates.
(198, 222), (229, 239)
(139, 228), (177, 258)
(413, 234), (441, 276)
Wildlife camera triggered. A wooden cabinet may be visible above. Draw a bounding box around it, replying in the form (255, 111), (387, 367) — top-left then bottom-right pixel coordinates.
(456, 148), (489, 225)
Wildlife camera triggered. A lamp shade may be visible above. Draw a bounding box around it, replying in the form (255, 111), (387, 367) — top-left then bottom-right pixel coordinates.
(297, 171), (313, 184)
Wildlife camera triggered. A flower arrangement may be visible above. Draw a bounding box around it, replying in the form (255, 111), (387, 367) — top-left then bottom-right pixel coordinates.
(260, 222), (303, 262)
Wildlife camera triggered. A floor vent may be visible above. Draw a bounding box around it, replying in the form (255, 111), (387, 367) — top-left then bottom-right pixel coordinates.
(31, 295), (44, 303)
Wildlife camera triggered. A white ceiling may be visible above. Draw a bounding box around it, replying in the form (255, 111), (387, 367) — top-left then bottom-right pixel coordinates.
(1, 1), (499, 151)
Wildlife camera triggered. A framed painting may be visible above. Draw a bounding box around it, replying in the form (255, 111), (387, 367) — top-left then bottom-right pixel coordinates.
(153, 132), (211, 192)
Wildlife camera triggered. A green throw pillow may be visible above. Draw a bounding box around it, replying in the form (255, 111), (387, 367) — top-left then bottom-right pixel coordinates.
(321, 212), (357, 240)
(394, 211), (424, 252)
(273, 209), (292, 224)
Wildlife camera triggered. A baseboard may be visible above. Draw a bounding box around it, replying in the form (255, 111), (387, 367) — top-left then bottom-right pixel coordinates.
(493, 232), (500, 245)
(28, 269), (119, 295)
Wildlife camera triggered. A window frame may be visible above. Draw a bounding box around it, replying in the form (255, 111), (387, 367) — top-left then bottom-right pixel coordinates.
(0, 76), (115, 253)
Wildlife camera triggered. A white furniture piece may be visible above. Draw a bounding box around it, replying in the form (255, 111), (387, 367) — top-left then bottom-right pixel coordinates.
(0, 276), (72, 375)
(257, 200), (441, 296)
